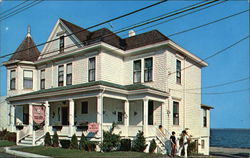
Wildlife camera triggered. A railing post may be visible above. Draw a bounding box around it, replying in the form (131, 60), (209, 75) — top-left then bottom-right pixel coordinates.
(16, 130), (19, 145)
(32, 130), (35, 146)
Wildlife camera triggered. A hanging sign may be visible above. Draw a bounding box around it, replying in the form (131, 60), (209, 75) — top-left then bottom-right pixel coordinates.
(88, 122), (99, 133)
(33, 106), (45, 124)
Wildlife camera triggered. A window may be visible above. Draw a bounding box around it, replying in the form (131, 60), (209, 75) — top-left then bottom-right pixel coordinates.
(144, 57), (153, 82)
(58, 65), (64, 87)
(173, 101), (179, 125)
(10, 70), (16, 90)
(203, 109), (207, 127)
(201, 140), (205, 149)
(118, 112), (123, 123)
(81, 102), (88, 114)
(66, 63), (72, 85)
(40, 69), (45, 89)
(23, 70), (33, 89)
(59, 36), (64, 53)
(133, 60), (141, 83)
(88, 57), (95, 82)
(176, 60), (181, 84)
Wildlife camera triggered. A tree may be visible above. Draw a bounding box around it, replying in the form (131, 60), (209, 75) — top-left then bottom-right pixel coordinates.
(52, 131), (59, 147)
(149, 139), (156, 153)
(70, 134), (78, 149)
(132, 131), (147, 152)
(79, 133), (87, 151)
(44, 132), (51, 146)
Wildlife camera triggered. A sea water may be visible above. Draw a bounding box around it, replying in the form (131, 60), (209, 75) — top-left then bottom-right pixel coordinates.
(210, 129), (250, 148)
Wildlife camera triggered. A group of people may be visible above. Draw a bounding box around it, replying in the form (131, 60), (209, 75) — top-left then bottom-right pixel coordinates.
(170, 130), (190, 158)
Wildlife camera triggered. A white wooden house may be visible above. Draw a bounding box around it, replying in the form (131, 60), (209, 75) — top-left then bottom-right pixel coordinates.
(1, 18), (213, 155)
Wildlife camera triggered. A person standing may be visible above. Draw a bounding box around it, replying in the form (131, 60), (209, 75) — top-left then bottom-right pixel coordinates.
(170, 131), (176, 157)
(177, 130), (189, 158)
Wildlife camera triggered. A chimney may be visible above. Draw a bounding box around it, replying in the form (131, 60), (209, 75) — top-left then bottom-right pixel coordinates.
(128, 30), (136, 37)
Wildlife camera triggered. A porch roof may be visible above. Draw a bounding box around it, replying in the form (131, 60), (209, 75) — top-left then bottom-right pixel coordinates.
(201, 104), (214, 110)
(8, 81), (168, 102)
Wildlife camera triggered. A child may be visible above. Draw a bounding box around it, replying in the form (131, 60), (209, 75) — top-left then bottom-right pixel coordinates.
(170, 131), (176, 157)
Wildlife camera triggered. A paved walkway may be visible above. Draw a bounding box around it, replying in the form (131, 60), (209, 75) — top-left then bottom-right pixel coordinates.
(0, 152), (22, 158)
(210, 147), (250, 158)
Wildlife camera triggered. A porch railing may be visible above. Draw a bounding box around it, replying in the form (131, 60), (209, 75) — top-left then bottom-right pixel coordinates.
(16, 125), (29, 145)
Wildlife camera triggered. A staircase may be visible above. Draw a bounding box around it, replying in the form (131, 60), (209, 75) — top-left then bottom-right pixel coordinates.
(18, 130), (45, 146)
(154, 127), (171, 154)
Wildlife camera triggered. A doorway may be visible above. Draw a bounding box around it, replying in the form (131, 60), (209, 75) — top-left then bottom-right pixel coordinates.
(148, 100), (154, 125)
(61, 107), (69, 125)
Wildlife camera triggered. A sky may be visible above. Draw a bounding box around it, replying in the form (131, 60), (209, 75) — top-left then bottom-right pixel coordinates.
(0, 1), (249, 129)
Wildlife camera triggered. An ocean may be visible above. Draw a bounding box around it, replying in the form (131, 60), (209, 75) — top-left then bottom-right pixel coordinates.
(210, 129), (250, 148)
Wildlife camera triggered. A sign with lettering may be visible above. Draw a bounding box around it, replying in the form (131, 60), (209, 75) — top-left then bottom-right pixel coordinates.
(33, 106), (45, 124)
(88, 122), (99, 133)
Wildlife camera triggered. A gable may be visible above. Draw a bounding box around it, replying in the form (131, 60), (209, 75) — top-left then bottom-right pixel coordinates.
(39, 19), (84, 60)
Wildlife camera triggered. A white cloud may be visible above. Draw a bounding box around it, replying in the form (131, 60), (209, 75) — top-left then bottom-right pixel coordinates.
(5, 27), (8, 31)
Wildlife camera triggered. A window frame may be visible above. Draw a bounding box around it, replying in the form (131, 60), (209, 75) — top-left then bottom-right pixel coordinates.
(176, 59), (181, 84)
(59, 36), (64, 53)
(66, 63), (72, 86)
(173, 101), (179, 125)
(40, 69), (45, 89)
(81, 101), (88, 114)
(88, 57), (96, 82)
(23, 70), (33, 89)
(133, 60), (141, 83)
(203, 109), (207, 127)
(58, 65), (64, 87)
(144, 57), (153, 82)
(117, 112), (123, 123)
(10, 70), (16, 90)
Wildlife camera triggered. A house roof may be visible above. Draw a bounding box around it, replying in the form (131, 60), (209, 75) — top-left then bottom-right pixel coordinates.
(8, 80), (167, 100)
(59, 18), (169, 51)
(9, 35), (40, 62)
(201, 104), (214, 110)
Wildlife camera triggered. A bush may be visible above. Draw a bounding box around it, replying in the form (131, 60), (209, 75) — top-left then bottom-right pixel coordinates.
(120, 139), (131, 151)
(44, 132), (52, 146)
(60, 139), (71, 149)
(132, 131), (147, 152)
(79, 133), (87, 151)
(0, 128), (8, 139)
(86, 141), (96, 151)
(149, 139), (156, 153)
(100, 123), (120, 152)
(3, 132), (16, 142)
(70, 134), (78, 149)
(187, 141), (197, 155)
(52, 132), (59, 147)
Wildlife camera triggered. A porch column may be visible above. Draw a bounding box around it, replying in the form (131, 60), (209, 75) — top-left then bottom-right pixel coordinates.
(69, 99), (75, 136)
(44, 101), (50, 133)
(29, 104), (33, 134)
(124, 100), (129, 137)
(97, 96), (103, 141)
(10, 105), (15, 132)
(143, 98), (148, 136)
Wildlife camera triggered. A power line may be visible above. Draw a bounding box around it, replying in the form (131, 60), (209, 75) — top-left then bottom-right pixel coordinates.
(0, 0), (214, 59)
(168, 9), (249, 37)
(174, 77), (249, 91)
(0, 1), (28, 16)
(0, 1), (43, 22)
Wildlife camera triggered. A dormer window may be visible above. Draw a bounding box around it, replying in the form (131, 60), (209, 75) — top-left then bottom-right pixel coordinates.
(23, 70), (33, 89)
(59, 36), (64, 53)
(10, 70), (16, 90)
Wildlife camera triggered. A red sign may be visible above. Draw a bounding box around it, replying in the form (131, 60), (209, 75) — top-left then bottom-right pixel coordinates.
(33, 106), (45, 124)
(88, 122), (99, 133)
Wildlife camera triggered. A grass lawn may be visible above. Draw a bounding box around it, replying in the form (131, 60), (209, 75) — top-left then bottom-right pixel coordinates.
(16, 146), (165, 158)
(0, 140), (16, 147)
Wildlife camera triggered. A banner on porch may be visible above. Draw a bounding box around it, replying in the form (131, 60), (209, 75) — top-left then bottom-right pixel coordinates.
(88, 122), (99, 133)
(33, 106), (45, 124)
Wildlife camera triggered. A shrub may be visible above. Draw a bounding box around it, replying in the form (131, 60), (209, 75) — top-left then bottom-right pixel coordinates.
(3, 132), (16, 142)
(0, 128), (8, 139)
(52, 131), (59, 147)
(132, 131), (147, 152)
(149, 139), (156, 153)
(86, 141), (96, 151)
(79, 133), (87, 151)
(120, 139), (131, 151)
(100, 123), (120, 152)
(70, 134), (78, 149)
(60, 139), (71, 149)
(44, 132), (52, 147)
(187, 141), (197, 155)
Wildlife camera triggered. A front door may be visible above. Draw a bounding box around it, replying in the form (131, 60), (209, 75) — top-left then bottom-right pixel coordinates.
(61, 107), (69, 125)
(148, 100), (154, 125)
